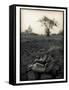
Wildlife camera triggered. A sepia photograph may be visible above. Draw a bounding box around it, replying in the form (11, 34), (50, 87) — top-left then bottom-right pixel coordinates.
(9, 5), (67, 85)
(20, 7), (66, 82)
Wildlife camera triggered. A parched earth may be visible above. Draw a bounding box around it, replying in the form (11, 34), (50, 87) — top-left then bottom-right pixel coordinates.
(20, 34), (64, 81)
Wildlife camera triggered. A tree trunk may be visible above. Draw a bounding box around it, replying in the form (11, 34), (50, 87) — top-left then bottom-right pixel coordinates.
(45, 28), (50, 36)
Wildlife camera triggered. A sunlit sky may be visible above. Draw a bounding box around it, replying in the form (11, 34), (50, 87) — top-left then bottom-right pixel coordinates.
(21, 9), (63, 35)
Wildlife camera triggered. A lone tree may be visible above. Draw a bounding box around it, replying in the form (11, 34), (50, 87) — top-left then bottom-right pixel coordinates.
(39, 16), (58, 36)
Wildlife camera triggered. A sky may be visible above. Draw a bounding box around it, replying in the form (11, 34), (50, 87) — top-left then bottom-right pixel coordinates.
(21, 9), (63, 35)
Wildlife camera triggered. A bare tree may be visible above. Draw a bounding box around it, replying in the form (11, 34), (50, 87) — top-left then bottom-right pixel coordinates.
(39, 16), (58, 36)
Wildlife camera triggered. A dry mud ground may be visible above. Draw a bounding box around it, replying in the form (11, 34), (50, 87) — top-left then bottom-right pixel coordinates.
(20, 34), (64, 81)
